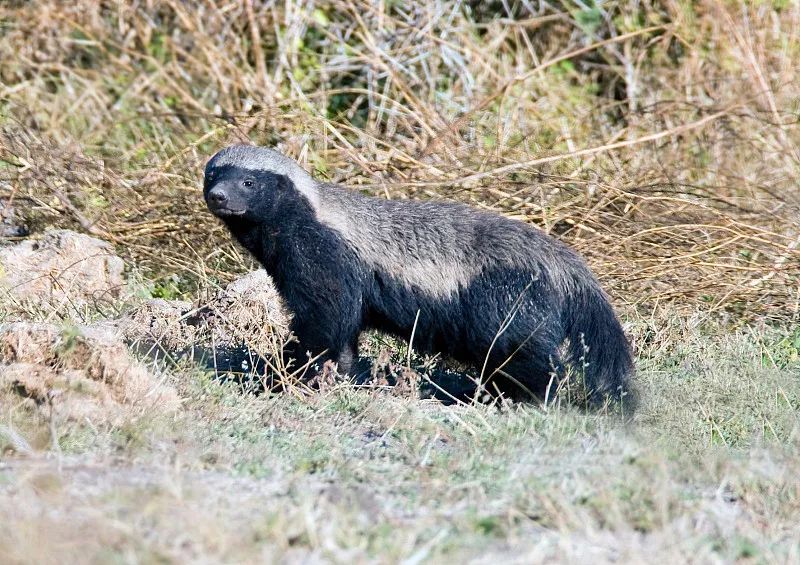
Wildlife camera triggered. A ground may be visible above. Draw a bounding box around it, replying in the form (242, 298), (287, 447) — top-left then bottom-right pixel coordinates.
(1, 302), (799, 562)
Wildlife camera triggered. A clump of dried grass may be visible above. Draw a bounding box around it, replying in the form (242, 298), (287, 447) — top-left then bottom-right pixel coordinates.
(0, 321), (179, 448)
(0, 1), (798, 322)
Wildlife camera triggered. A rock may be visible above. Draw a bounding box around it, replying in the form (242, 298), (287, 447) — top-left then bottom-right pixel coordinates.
(0, 322), (179, 426)
(0, 229), (125, 314)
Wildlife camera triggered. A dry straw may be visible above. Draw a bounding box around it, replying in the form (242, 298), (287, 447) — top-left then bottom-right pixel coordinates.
(0, 1), (798, 322)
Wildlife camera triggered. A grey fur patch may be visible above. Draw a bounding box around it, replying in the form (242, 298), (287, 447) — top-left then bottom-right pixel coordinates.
(315, 189), (483, 298)
(313, 185), (584, 299)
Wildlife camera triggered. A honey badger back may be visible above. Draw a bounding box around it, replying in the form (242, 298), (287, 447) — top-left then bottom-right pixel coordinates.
(204, 145), (633, 404)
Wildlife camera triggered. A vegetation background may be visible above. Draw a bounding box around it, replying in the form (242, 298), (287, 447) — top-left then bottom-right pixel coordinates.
(1, 0), (800, 563)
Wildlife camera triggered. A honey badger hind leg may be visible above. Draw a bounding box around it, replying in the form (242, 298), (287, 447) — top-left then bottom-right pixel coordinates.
(457, 267), (565, 401)
(477, 331), (566, 401)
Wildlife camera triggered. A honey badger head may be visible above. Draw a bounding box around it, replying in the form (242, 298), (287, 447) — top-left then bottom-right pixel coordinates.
(203, 145), (319, 220)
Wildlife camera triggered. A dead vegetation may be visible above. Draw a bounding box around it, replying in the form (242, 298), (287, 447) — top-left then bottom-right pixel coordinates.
(1, 1), (798, 321)
(0, 321), (179, 444)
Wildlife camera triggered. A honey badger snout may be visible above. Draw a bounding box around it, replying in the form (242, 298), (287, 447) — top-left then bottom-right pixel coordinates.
(205, 180), (247, 217)
(207, 187), (228, 207)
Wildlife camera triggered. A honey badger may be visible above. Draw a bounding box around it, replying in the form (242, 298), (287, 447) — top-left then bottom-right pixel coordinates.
(204, 145), (633, 404)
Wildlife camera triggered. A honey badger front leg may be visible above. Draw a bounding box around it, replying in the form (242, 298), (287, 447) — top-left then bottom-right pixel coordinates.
(278, 270), (363, 379)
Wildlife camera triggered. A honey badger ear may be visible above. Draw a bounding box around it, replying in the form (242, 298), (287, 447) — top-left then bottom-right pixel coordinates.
(276, 174), (293, 191)
(258, 172), (294, 194)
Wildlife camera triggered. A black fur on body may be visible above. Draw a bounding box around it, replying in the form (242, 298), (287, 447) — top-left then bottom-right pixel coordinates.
(204, 145), (634, 404)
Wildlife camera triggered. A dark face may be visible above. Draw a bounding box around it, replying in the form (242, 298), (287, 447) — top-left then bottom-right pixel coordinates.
(203, 165), (287, 222)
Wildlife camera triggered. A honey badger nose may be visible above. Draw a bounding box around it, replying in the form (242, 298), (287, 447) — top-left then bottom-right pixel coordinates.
(208, 188), (228, 206)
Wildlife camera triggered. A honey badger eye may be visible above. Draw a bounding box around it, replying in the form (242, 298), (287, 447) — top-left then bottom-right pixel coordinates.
(242, 179), (254, 188)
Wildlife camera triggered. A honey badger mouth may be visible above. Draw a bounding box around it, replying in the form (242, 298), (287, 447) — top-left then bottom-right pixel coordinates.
(208, 204), (247, 217)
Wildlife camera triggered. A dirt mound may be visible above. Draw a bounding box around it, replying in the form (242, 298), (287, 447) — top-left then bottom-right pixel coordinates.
(122, 269), (288, 355)
(204, 269), (289, 348)
(117, 269), (289, 386)
(121, 298), (199, 353)
(0, 229), (125, 316)
(0, 322), (179, 425)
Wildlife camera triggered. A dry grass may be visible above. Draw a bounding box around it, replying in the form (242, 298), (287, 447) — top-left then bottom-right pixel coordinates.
(1, 0), (798, 320)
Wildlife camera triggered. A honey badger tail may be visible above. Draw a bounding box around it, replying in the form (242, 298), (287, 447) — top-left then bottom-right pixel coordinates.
(565, 285), (635, 410)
